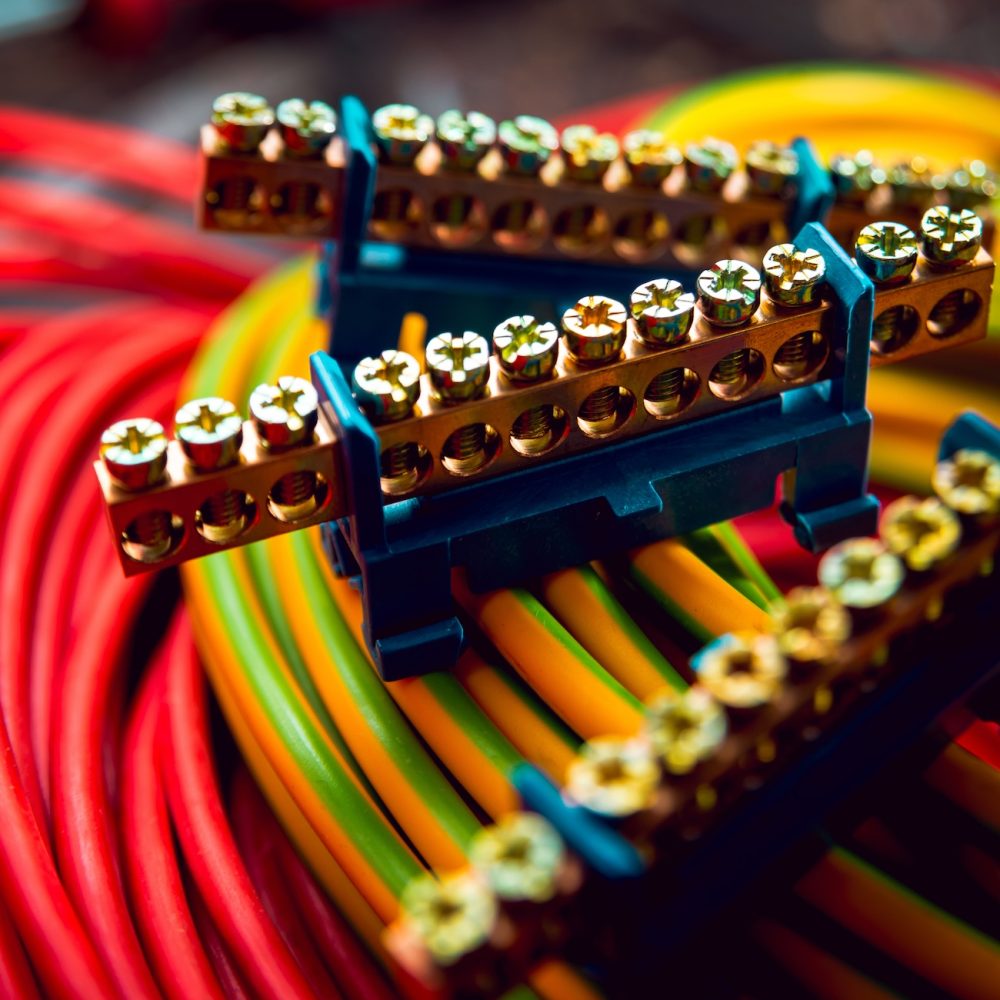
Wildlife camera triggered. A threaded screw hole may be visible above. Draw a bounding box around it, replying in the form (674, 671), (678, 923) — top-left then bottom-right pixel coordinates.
(576, 385), (635, 438)
(121, 511), (184, 563)
(927, 289), (981, 339)
(441, 423), (501, 476)
(708, 348), (764, 400)
(772, 330), (828, 382)
(267, 471), (329, 524)
(643, 367), (700, 418)
(870, 305), (920, 356)
(195, 490), (255, 545)
(509, 404), (568, 457)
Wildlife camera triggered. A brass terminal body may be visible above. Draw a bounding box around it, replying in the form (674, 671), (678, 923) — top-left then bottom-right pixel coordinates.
(469, 813), (566, 903)
(644, 686), (728, 775)
(565, 736), (659, 818)
(818, 537), (905, 610)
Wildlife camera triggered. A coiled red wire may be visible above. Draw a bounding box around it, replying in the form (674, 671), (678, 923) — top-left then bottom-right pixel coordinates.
(0, 103), (997, 1000)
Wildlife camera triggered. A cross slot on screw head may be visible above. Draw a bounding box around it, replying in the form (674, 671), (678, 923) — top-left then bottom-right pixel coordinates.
(565, 736), (659, 818)
(762, 244), (826, 307)
(352, 350), (422, 423)
(211, 92), (275, 153)
(745, 140), (799, 197)
(469, 813), (565, 903)
(436, 110), (496, 171)
(919, 206), (983, 267)
(175, 397), (244, 471)
(561, 295), (628, 363)
(100, 417), (169, 491)
(854, 221), (918, 286)
(249, 375), (318, 449)
(560, 124), (619, 183)
(696, 260), (762, 326)
(372, 104), (434, 166)
(684, 137), (738, 194)
(426, 331), (491, 403)
(497, 115), (559, 176)
(493, 315), (560, 383)
(818, 537), (904, 610)
(622, 129), (681, 187)
(630, 278), (695, 346)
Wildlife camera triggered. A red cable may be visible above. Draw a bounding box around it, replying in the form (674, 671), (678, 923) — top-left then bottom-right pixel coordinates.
(188, 887), (258, 1000)
(159, 616), (322, 1000)
(230, 768), (345, 999)
(121, 637), (226, 1000)
(0, 895), (40, 1000)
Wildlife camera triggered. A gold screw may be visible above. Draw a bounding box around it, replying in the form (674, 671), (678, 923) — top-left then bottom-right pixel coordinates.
(469, 812), (565, 903)
(249, 376), (321, 522)
(880, 495), (961, 572)
(745, 140), (798, 197)
(497, 115), (559, 176)
(944, 160), (997, 210)
(684, 138), (738, 194)
(855, 221), (918, 286)
(176, 397), (248, 543)
(398, 870), (497, 966)
(565, 736), (659, 818)
(644, 685), (727, 775)
(352, 350), (422, 423)
(436, 109), (496, 171)
(770, 586), (851, 668)
(275, 98), (337, 158)
(561, 295), (628, 364)
(211, 92), (274, 153)
(630, 278), (695, 347)
(762, 244), (826, 308)
(932, 448), (1000, 516)
(425, 331), (491, 403)
(622, 129), (681, 187)
(919, 206), (983, 268)
(494, 315), (560, 383)
(100, 417), (169, 491)
(372, 103), (434, 166)
(887, 156), (935, 208)
(560, 124), (619, 183)
(694, 632), (787, 711)
(818, 537), (905, 610)
(830, 150), (885, 203)
(696, 259), (762, 327)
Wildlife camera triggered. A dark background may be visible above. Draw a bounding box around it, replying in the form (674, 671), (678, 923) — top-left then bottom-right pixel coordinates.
(2, 0), (999, 141)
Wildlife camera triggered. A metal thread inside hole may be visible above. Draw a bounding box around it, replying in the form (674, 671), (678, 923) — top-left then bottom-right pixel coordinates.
(577, 385), (634, 437)
(870, 305), (919, 355)
(196, 490), (253, 544)
(509, 404), (567, 456)
(927, 288), (981, 339)
(121, 511), (182, 563)
(441, 423), (500, 475)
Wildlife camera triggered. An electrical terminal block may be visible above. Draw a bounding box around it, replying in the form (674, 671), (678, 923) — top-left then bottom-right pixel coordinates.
(199, 92), (815, 266)
(95, 378), (341, 576)
(385, 418), (1000, 999)
(826, 149), (997, 257)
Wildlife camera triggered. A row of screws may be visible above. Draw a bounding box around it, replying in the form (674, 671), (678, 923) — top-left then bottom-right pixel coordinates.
(563, 446), (999, 822)
(100, 377), (322, 555)
(831, 150), (997, 210)
(209, 92), (799, 197)
(390, 446), (999, 973)
(351, 241), (827, 485)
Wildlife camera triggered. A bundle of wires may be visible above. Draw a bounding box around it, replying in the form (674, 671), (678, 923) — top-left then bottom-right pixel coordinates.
(0, 63), (999, 1000)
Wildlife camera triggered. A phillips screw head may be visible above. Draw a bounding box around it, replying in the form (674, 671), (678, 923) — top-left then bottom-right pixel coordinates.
(371, 103), (434, 166)
(175, 397), (244, 471)
(818, 537), (905, 610)
(211, 92), (275, 153)
(398, 870), (498, 965)
(745, 140), (799, 197)
(770, 586), (851, 668)
(644, 686), (728, 775)
(683, 137), (738, 194)
(435, 109), (496, 170)
(469, 813), (565, 903)
(622, 129), (681, 187)
(425, 331), (491, 403)
(566, 736), (659, 818)
(919, 206), (983, 267)
(100, 417), (169, 491)
(497, 115), (559, 176)
(887, 156), (935, 208)
(493, 315), (560, 383)
(561, 295), (628, 364)
(880, 495), (961, 572)
(249, 375), (318, 450)
(829, 150), (885, 203)
(694, 632), (787, 710)
(275, 99), (337, 158)
(560, 124), (619, 183)
(630, 278), (696, 347)
(854, 221), (918, 286)
(762, 244), (827, 307)
(352, 350), (421, 423)
(932, 448), (1000, 517)
(696, 259), (762, 326)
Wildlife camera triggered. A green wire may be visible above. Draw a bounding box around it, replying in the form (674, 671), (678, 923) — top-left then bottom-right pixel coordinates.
(681, 526), (773, 609)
